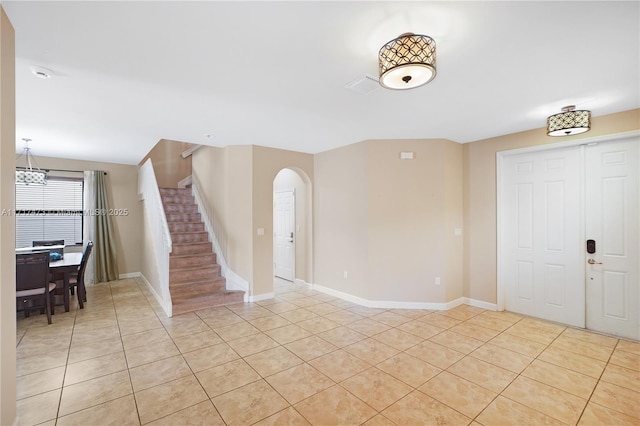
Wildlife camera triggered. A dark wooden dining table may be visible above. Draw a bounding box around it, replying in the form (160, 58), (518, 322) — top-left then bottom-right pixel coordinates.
(49, 252), (82, 312)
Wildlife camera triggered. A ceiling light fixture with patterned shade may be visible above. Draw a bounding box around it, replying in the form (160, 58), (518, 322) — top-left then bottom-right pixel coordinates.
(16, 138), (47, 185)
(546, 105), (591, 136)
(378, 32), (436, 90)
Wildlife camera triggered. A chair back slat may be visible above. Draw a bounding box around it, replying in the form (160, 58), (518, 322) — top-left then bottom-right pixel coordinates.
(77, 241), (94, 282)
(16, 252), (50, 292)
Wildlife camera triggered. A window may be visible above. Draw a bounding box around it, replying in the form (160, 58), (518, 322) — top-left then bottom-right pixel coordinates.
(15, 177), (84, 248)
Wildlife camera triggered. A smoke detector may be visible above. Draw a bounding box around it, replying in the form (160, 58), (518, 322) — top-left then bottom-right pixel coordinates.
(30, 66), (54, 79)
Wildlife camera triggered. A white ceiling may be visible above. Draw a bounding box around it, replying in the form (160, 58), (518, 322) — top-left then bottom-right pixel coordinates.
(4, 1), (639, 165)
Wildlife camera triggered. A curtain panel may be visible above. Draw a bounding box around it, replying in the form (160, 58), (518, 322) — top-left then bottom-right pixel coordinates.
(83, 171), (119, 283)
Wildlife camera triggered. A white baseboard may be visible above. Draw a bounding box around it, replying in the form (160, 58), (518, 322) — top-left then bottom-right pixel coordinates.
(223, 267), (250, 302)
(122, 272), (496, 313)
(462, 297), (498, 311)
(309, 284), (495, 311)
(294, 278), (312, 289)
(138, 273), (172, 317)
(119, 272), (141, 279)
(311, 284), (449, 310)
(443, 297), (466, 310)
(249, 292), (275, 303)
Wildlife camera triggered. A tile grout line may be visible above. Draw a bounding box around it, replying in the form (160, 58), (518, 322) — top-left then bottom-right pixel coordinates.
(53, 294), (79, 426)
(469, 315), (550, 424)
(574, 336), (624, 425)
(111, 280), (144, 426)
(191, 307), (248, 425)
(17, 279), (637, 426)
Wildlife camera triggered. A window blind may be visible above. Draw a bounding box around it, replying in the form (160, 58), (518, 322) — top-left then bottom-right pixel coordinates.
(15, 178), (84, 248)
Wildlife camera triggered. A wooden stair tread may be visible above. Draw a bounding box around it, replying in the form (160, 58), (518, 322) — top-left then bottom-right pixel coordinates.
(170, 231), (208, 235)
(172, 290), (244, 303)
(160, 186), (244, 315)
(170, 253), (216, 259)
(174, 290), (244, 306)
(171, 264), (220, 272)
(170, 276), (225, 286)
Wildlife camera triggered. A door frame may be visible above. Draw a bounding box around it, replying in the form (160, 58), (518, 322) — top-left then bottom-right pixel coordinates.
(496, 130), (639, 312)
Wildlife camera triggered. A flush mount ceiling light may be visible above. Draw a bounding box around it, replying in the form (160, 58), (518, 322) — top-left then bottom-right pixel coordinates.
(15, 138), (47, 185)
(547, 105), (591, 136)
(378, 32), (436, 90)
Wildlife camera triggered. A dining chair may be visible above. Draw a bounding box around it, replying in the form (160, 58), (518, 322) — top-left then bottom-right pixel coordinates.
(69, 241), (93, 309)
(34, 239), (66, 286)
(16, 252), (57, 324)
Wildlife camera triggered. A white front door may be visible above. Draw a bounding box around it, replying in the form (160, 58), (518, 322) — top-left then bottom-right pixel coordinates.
(274, 190), (295, 281)
(585, 139), (639, 339)
(500, 135), (640, 340)
(501, 146), (584, 327)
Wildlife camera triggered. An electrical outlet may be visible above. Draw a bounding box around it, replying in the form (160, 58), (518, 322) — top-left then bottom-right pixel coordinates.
(435, 277), (441, 286)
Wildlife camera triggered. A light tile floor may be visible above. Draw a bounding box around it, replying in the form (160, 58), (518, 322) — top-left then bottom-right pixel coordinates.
(15, 277), (640, 425)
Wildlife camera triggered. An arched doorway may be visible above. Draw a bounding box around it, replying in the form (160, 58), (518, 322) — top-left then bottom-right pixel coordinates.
(272, 168), (313, 287)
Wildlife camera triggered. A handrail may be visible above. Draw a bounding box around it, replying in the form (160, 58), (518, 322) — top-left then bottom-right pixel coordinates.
(138, 158), (173, 316)
(181, 144), (202, 159)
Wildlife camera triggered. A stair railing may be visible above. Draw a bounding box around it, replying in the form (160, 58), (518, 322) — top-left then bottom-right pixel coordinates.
(138, 158), (173, 316)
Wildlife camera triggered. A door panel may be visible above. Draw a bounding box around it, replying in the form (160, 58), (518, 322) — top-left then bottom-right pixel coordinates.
(274, 190), (295, 281)
(585, 139), (639, 340)
(544, 264), (565, 307)
(502, 146), (584, 327)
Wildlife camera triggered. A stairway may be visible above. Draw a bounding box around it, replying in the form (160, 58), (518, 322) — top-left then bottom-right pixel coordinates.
(159, 187), (244, 315)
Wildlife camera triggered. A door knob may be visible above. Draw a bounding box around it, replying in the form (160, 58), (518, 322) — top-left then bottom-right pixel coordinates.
(587, 258), (603, 265)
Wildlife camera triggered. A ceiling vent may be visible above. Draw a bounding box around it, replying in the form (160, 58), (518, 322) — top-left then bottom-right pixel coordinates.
(345, 75), (380, 94)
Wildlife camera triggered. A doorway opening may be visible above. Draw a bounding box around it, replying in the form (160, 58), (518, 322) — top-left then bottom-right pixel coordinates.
(273, 168), (313, 286)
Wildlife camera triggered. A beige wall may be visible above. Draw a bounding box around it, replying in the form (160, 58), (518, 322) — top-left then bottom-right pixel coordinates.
(315, 139), (464, 303)
(192, 146), (254, 286)
(0, 7), (16, 424)
(463, 109), (640, 304)
(443, 140), (464, 302)
(191, 146), (228, 269)
(227, 146), (254, 284)
(315, 142), (369, 296)
(251, 146), (314, 296)
(15, 156), (143, 276)
(193, 145), (313, 297)
(139, 139), (192, 188)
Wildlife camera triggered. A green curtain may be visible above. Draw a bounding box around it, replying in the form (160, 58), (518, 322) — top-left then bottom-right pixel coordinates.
(93, 171), (119, 282)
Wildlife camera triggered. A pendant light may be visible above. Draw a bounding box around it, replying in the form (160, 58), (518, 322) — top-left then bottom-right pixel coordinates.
(16, 138), (47, 185)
